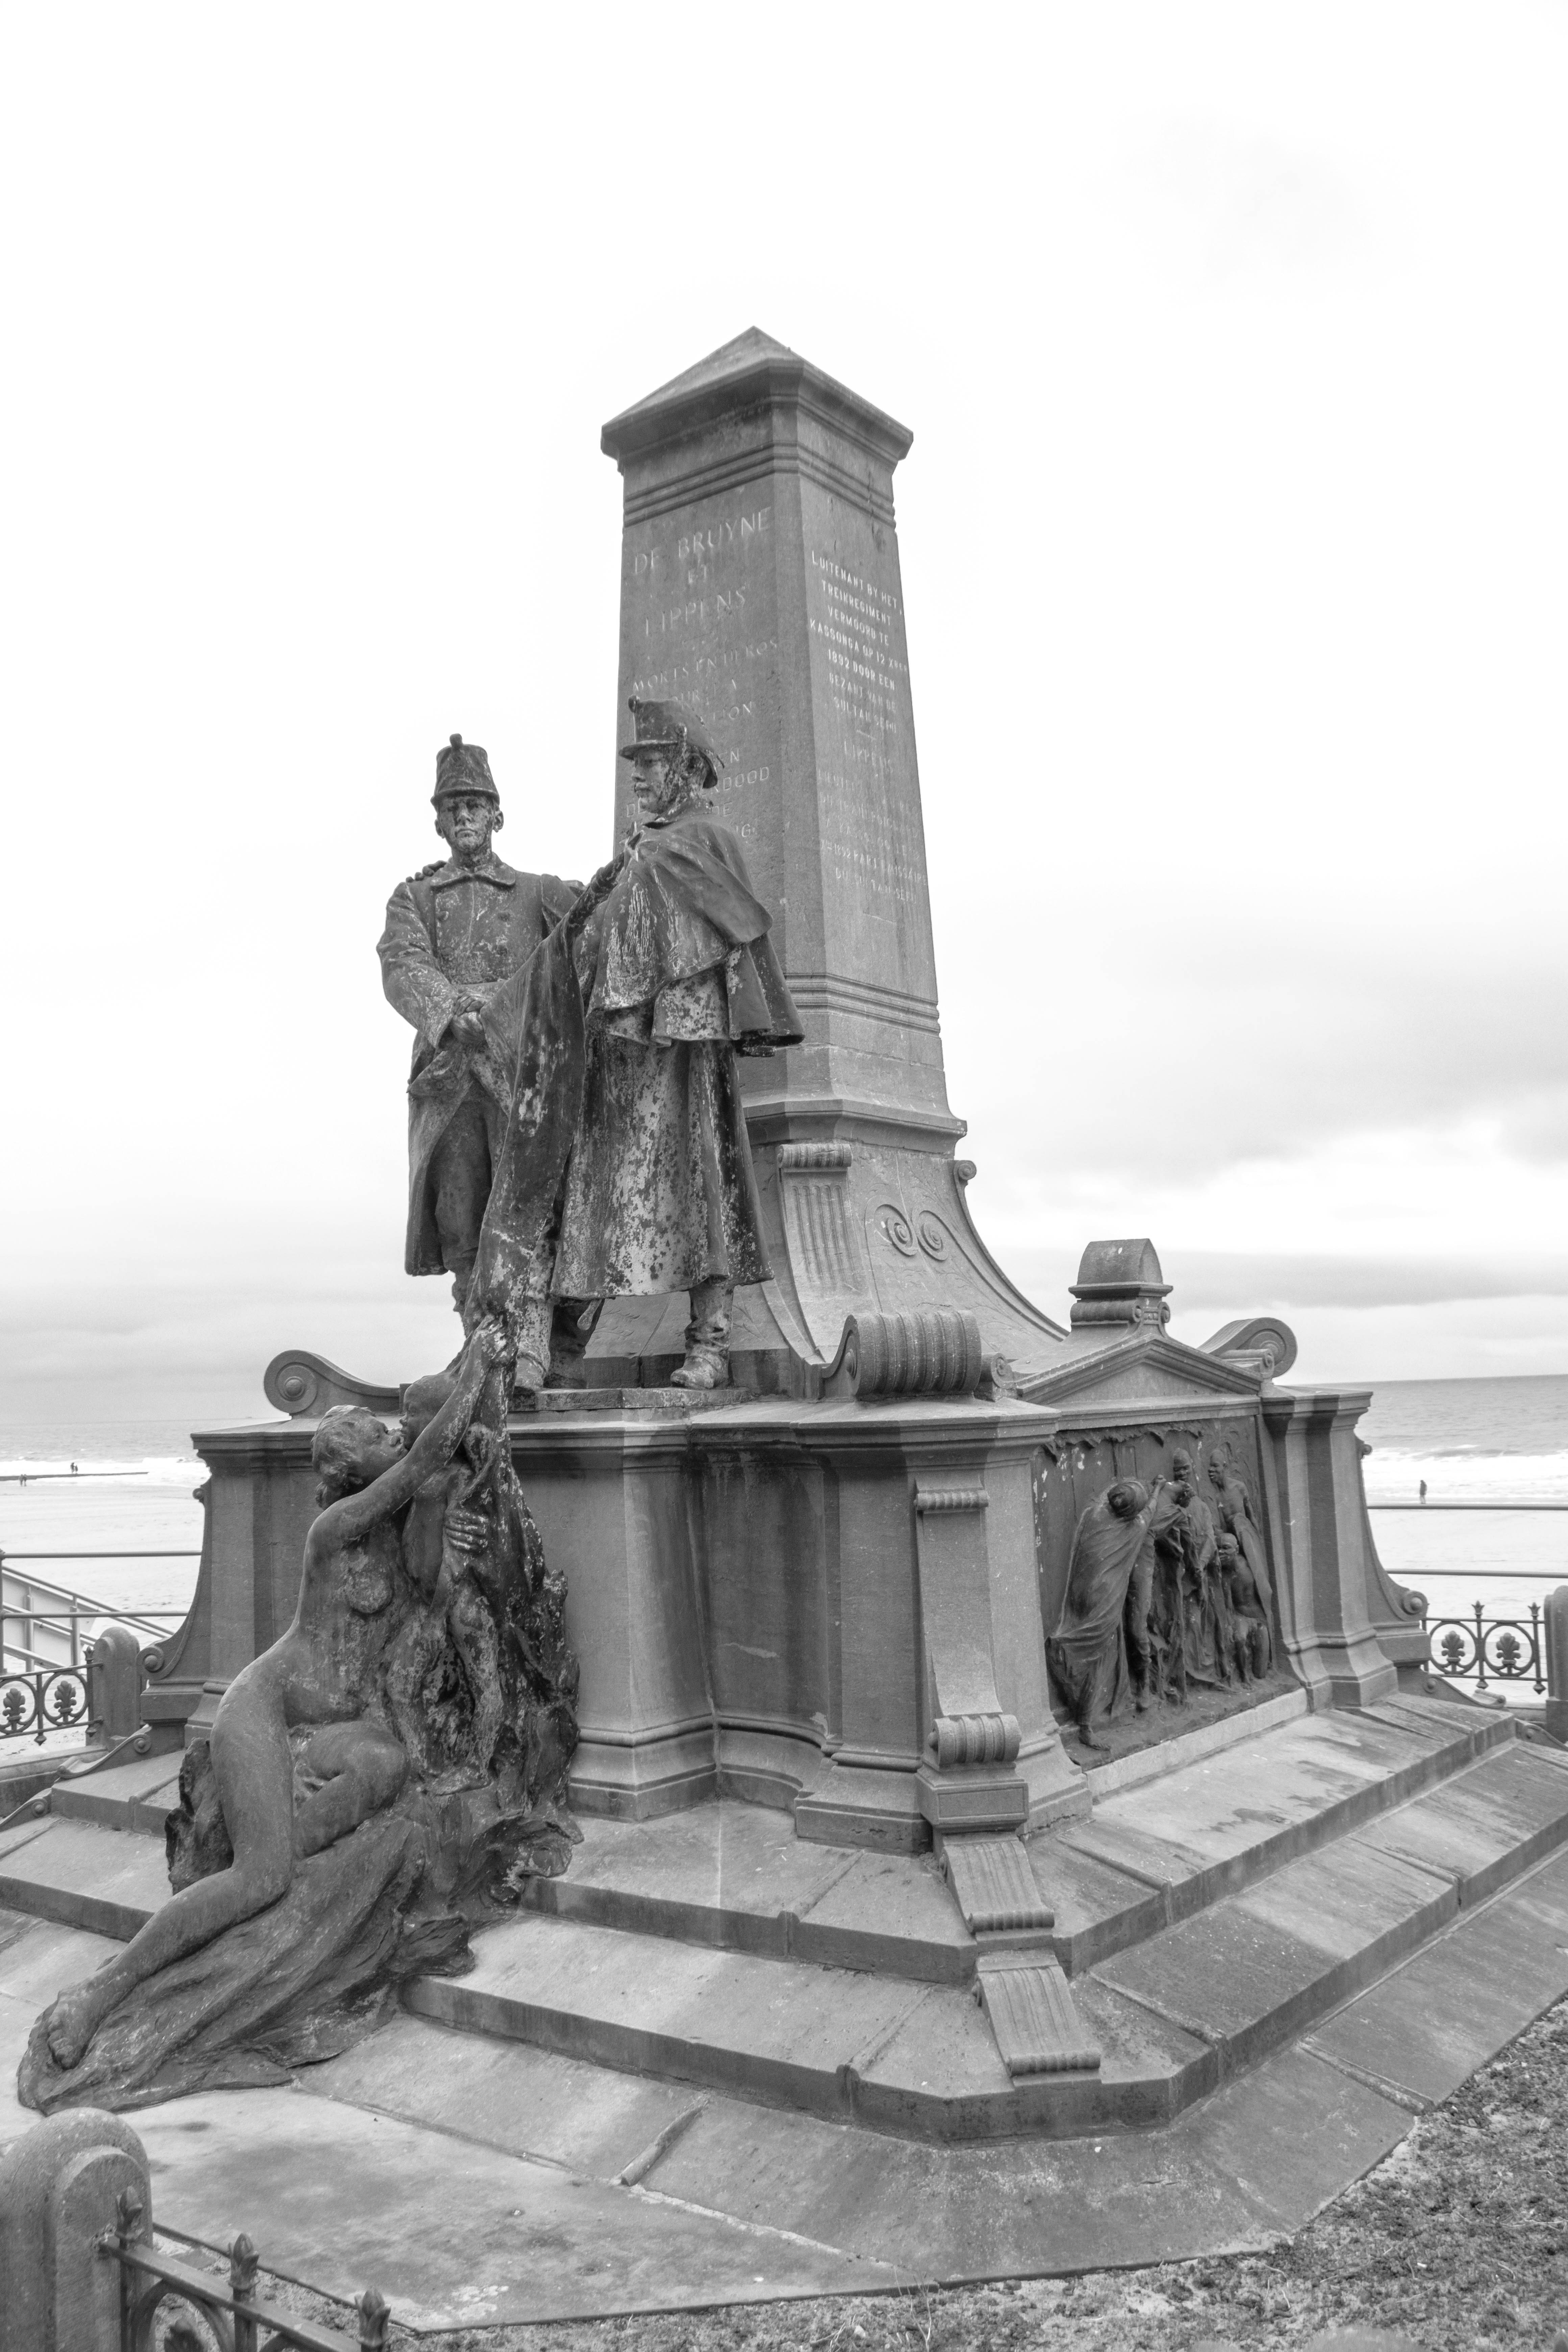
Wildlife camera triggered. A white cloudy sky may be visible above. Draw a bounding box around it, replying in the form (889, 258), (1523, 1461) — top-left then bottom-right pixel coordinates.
(2, 4), (1565, 1424)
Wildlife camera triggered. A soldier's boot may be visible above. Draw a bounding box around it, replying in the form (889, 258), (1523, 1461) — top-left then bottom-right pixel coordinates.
(546, 1297), (602, 1391)
(671, 1276), (732, 1390)
(510, 1295), (553, 1397)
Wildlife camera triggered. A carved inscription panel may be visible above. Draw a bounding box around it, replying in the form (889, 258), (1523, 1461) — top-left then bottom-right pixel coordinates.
(802, 481), (936, 1004)
(614, 474), (939, 1010)
(616, 498), (786, 938)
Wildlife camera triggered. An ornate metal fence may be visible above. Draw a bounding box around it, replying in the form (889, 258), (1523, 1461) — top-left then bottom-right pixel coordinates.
(103, 2187), (390, 2351)
(1366, 1505), (1562, 1702)
(1, 1547), (193, 1747)
(1423, 1598), (1545, 1696)
(0, 1661), (91, 1744)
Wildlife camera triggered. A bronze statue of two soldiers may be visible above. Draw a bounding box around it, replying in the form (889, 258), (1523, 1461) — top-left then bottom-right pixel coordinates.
(379, 705), (801, 1391)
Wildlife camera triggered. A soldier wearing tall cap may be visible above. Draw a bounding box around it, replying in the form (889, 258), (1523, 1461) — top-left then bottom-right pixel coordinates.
(378, 735), (596, 1367)
(554, 697), (803, 1388)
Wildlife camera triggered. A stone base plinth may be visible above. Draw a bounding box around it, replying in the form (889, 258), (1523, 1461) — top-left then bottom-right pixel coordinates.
(512, 1391), (1084, 1851)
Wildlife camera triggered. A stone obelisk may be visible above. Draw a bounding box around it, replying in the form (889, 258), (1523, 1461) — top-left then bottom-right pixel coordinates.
(595, 329), (1063, 1382)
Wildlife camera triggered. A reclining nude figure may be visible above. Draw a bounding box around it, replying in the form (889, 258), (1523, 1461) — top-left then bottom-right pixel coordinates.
(43, 1316), (508, 2075)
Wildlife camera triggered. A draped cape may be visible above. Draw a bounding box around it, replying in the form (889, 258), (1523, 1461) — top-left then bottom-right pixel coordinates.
(581, 803), (802, 1050)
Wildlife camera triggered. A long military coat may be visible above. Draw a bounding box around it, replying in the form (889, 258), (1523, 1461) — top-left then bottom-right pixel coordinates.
(378, 853), (578, 1276)
(553, 799), (801, 1300)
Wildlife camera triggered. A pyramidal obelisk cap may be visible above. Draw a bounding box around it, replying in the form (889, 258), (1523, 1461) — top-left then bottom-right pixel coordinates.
(617, 696), (722, 777)
(432, 733), (499, 805)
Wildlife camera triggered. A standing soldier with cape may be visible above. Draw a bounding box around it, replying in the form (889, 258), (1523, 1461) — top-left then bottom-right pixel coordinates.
(553, 697), (802, 1389)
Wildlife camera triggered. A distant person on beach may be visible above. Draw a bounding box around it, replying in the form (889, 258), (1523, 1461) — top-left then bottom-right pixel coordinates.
(1419, 1479), (1427, 1504)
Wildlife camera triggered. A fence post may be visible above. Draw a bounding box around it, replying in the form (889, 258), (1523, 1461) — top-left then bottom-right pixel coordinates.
(87, 1624), (145, 1744)
(1545, 1587), (1568, 1744)
(0, 2108), (151, 2352)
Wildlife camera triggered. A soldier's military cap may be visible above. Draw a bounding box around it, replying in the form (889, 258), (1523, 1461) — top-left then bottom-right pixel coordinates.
(432, 733), (499, 805)
(617, 696), (721, 781)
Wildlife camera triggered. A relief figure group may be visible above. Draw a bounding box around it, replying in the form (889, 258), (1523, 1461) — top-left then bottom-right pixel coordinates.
(1048, 1443), (1276, 1752)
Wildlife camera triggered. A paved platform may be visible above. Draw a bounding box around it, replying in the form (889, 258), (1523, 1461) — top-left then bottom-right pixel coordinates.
(2, 1702), (1566, 2322)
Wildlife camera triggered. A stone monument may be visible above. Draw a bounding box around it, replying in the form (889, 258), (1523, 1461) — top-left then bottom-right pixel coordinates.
(586, 328), (1065, 1386)
(122, 333), (1423, 2005)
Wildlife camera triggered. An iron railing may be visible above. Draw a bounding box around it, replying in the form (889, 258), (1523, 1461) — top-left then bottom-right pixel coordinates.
(0, 1663), (92, 1745)
(3, 1551), (196, 1664)
(1364, 1505), (1562, 1700)
(1424, 1598), (1546, 1695)
(1, 1549), (196, 1745)
(103, 2188), (389, 2351)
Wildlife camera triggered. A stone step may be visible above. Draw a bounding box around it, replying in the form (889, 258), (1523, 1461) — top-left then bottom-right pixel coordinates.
(8, 1849), (1568, 2322)
(522, 1796), (978, 1984)
(404, 1908), (1174, 2140)
(0, 1814), (165, 1940)
(1084, 1740), (1568, 2092)
(409, 1736), (1568, 2140)
(522, 1703), (1505, 1991)
(1038, 1694), (1514, 1975)
(48, 1753), (181, 1835)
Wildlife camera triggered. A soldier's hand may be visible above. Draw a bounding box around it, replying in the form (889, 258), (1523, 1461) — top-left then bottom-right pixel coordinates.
(448, 1010), (487, 1049)
(445, 1506), (489, 1558)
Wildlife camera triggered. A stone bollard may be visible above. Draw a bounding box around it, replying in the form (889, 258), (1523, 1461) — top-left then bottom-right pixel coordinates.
(0, 2107), (151, 2352)
(1544, 1587), (1568, 1745)
(88, 1624), (146, 1744)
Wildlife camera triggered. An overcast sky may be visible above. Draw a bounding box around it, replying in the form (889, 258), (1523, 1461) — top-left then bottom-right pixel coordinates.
(2, 4), (1565, 1425)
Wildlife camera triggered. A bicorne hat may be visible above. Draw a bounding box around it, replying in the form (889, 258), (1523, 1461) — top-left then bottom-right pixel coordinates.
(616, 696), (721, 779)
(432, 733), (499, 806)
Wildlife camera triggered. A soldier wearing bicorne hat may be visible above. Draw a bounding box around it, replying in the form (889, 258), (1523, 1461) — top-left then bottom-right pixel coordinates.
(378, 735), (596, 1374)
(554, 696), (803, 1388)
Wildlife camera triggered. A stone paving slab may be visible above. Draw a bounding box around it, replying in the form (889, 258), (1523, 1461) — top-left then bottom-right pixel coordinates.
(1040, 1708), (1494, 1973)
(1156, 2041), (1413, 2237)
(409, 1912), (935, 2119)
(1303, 1844), (1568, 2107)
(1353, 1741), (1568, 1906)
(306, 2015), (704, 2178)
(0, 1816), (164, 1938)
(50, 1751), (180, 1833)
(795, 1847), (975, 1978)
(529, 1802), (973, 1982)
(3, 1841), (1568, 2321)
(132, 2087), (902, 2327)
(0, 1912), (123, 2145)
(1033, 1836), (1169, 1975)
(0, 1813), (57, 1863)
(1094, 1838), (1456, 2079)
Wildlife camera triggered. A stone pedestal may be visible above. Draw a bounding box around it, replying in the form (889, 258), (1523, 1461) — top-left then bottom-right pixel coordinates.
(1545, 1587), (1568, 1745)
(593, 330), (1063, 1385)
(1258, 1387), (1399, 1709)
(512, 1389), (1084, 1851)
(0, 2109), (150, 2352)
(142, 1423), (318, 1742)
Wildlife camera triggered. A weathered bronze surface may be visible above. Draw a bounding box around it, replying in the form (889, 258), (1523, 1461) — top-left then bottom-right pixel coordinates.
(378, 734), (585, 1358)
(556, 698), (801, 1388)
(1046, 1478), (1170, 1750)
(21, 1316), (581, 2115)
(1039, 1421), (1295, 1759)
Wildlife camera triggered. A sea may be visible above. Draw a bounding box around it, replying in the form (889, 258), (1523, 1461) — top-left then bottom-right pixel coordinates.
(2, 1378), (1565, 1706)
